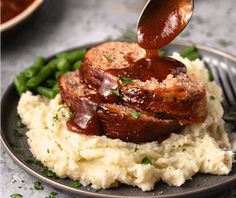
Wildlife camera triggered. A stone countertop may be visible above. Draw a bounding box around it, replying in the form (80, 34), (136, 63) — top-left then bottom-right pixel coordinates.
(1, 0), (236, 197)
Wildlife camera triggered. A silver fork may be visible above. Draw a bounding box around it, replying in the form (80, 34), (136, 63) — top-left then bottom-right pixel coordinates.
(203, 56), (236, 123)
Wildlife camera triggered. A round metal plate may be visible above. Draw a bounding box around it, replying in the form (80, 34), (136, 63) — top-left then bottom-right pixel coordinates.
(1, 41), (236, 198)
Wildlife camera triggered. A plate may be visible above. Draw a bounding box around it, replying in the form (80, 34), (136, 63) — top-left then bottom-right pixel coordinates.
(1, 41), (236, 198)
(0, 0), (44, 33)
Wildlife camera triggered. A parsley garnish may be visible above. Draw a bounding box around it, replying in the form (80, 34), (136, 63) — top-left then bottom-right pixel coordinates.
(208, 69), (214, 81)
(141, 157), (152, 164)
(26, 157), (43, 166)
(128, 111), (141, 119)
(67, 113), (74, 120)
(210, 95), (215, 100)
(134, 146), (139, 152)
(42, 167), (58, 179)
(34, 181), (43, 190)
(16, 120), (25, 128)
(53, 114), (59, 121)
(70, 181), (81, 188)
(182, 148), (186, 152)
(46, 192), (58, 198)
(119, 77), (133, 86)
(110, 89), (120, 96)
(47, 149), (50, 153)
(10, 194), (23, 198)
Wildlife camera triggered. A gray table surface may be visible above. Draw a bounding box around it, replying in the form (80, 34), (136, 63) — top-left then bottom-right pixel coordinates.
(1, 0), (236, 197)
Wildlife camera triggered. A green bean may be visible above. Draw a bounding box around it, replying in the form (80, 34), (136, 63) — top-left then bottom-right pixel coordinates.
(57, 57), (71, 71)
(56, 52), (68, 58)
(72, 60), (82, 70)
(52, 83), (59, 92)
(66, 49), (86, 63)
(24, 57), (45, 78)
(45, 79), (57, 88)
(55, 71), (64, 79)
(36, 86), (57, 99)
(179, 45), (196, 58)
(14, 73), (28, 95)
(26, 61), (57, 88)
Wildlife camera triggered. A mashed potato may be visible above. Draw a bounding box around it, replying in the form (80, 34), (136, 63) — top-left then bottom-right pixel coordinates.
(17, 53), (233, 191)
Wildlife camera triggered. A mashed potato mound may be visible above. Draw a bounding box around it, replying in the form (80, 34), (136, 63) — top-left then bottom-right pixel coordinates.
(17, 53), (233, 191)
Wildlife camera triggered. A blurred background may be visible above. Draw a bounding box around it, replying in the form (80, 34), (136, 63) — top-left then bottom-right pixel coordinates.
(1, 0), (236, 197)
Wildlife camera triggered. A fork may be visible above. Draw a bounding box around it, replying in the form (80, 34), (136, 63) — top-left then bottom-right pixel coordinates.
(203, 56), (236, 123)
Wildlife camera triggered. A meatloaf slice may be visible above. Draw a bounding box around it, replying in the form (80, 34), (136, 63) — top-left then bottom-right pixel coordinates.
(82, 41), (207, 124)
(59, 71), (181, 143)
(98, 104), (181, 143)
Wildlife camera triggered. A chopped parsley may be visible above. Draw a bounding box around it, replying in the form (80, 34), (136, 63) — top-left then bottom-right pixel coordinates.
(67, 113), (74, 120)
(141, 157), (152, 164)
(10, 194), (23, 198)
(208, 69), (214, 81)
(16, 120), (25, 128)
(42, 167), (58, 179)
(26, 157), (43, 166)
(134, 146), (139, 152)
(119, 77), (133, 86)
(46, 192), (58, 198)
(47, 148), (50, 154)
(128, 111), (141, 119)
(110, 89), (120, 96)
(70, 181), (81, 188)
(210, 95), (215, 100)
(182, 148), (186, 152)
(34, 181), (44, 190)
(53, 114), (59, 121)
(217, 39), (232, 47)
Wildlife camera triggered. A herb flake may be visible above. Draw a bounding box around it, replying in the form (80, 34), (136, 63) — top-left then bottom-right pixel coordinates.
(110, 89), (120, 96)
(128, 111), (141, 119)
(70, 181), (81, 188)
(16, 120), (25, 128)
(119, 77), (133, 86)
(10, 194), (23, 198)
(42, 167), (58, 179)
(46, 192), (58, 198)
(134, 146), (139, 152)
(34, 181), (44, 190)
(141, 157), (152, 164)
(67, 113), (74, 120)
(210, 95), (215, 100)
(26, 157), (43, 166)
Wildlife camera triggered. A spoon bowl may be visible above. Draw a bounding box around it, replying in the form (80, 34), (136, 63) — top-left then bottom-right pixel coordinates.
(137, 0), (194, 49)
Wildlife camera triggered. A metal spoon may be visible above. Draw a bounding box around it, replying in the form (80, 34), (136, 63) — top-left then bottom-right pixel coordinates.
(137, 0), (194, 49)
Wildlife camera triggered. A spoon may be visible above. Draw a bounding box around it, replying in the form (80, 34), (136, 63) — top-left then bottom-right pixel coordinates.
(137, 0), (194, 50)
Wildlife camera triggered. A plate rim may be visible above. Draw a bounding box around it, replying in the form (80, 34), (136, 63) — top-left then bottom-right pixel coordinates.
(1, 41), (236, 198)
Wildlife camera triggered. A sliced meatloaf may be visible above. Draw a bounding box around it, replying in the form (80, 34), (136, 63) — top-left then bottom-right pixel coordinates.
(81, 41), (207, 123)
(59, 71), (181, 143)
